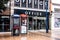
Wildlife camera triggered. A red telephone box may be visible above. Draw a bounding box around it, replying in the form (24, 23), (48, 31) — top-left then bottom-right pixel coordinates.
(20, 14), (28, 34)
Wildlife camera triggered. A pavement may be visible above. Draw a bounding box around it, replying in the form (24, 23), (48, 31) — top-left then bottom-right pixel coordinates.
(0, 31), (51, 40)
(0, 31), (60, 40)
(51, 30), (60, 40)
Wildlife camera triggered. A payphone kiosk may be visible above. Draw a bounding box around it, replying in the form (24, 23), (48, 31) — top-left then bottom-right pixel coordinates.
(12, 14), (20, 36)
(20, 14), (28, 34)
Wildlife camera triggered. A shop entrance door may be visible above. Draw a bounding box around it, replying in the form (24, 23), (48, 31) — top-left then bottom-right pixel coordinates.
(37, 19), (46, 30)
(34, 17), (46, 30)
(28, 17), (46, 30)
(28, 16), (34, 30)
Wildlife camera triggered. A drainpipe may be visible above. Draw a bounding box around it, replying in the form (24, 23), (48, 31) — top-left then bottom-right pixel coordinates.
(46, 0), (49, 33)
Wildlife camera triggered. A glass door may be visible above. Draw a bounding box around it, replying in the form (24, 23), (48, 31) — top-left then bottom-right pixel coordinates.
(40, 20), (46, 29)
(33, 17), (46, 30)
(33, 19), (37, 30)
(28, 16), (33, 30)
(37, 19), (46, 30)
(28, 16), (37, 30)
(28, 16), (47, 30)
(37, 19), (41, 30)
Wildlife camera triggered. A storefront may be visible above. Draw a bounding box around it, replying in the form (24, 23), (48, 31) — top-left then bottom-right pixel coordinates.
(10, 0), (50, 32)
(0, 15), (10, 32)
(14, 9), (49, 30)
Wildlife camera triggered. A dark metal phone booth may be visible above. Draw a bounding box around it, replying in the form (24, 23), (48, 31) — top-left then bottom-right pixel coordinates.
(20, 14), (28, 34)
(12, 14), (20, 36)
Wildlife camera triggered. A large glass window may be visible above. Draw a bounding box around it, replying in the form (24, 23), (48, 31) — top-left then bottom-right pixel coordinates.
(37, 20), (46, 29)
(39, 0), (43, 9)
(28, 0), (32, 8)
(34, 0), (38, 8)
(14, 0), (20, 7)
(28, 16), (47, 30)
(0, 16), (10, 32)
(21, 0), (26, 7)
(4, 18), (10, 32)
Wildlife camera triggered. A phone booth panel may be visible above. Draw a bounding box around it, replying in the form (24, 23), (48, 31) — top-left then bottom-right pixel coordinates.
(20, 14), (28, 34)
(12, 14), (20, 36)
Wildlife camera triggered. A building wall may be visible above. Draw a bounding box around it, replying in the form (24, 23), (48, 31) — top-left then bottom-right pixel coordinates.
(52, 4), (60, 12)
(51, 0), (60, 30)
(52, 0), (60, 4)
(51, 0), (60, 12)
(11, 0), (50, 30)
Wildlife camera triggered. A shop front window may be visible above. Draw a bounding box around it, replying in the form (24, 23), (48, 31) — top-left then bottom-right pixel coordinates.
(0, 16), (10, 32)
(37, 20), (46, 29)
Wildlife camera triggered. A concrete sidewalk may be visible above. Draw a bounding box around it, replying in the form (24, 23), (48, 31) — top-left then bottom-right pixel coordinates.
(0, 32), (51, 40)
(0, 32), (11, 36)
